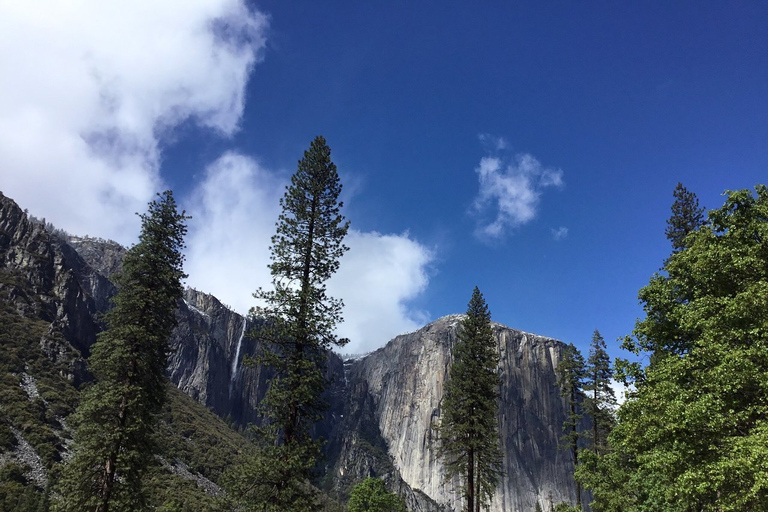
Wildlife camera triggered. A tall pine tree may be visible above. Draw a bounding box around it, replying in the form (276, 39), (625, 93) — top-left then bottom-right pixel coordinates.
(665, 182), (705, 253)
(438, 287), (502, 512)
(234, 136), (349, 511)
(556, 343), (586, 510)
(54, 191), (188, 512)
(583, 330), (616, 455)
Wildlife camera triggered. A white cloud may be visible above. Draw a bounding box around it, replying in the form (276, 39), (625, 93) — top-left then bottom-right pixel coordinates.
(0, 0), (268, 244)
(610, 379), (631, 407)
(183, 153), (281, 313)
(328, 231), (433, 354)
(184, 154), (435, 354)
(472, 151), (564, 239)
(551, 226), (569, 241)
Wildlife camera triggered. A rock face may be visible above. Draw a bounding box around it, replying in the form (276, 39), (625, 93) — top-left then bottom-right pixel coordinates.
(0, 191), (579, 510)
(0, 192), (104, 380)
(331, 316), (577, 512)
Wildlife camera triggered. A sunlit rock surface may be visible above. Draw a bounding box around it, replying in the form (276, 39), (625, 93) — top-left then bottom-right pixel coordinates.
(338, 316), (578, 512)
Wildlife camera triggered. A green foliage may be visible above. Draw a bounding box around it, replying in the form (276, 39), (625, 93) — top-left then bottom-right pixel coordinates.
(54, 191), (188, 512)
(552, 503), (582, 512)
(665, 182), (705, 253)
(156, 385), (248, 483)
(236, 136), (349, 511)
(582, 185), (768, 511)
(582, 330), (616, 454)
(347, 478), (406, 512)
(438, 287), (502, 512)
(224, 424), (321, 512)
(556, 343), (585, 508)
(0, 464), (48, 512)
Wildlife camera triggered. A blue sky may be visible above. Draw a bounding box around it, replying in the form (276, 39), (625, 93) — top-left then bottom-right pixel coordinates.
(1, 2), (766, 357)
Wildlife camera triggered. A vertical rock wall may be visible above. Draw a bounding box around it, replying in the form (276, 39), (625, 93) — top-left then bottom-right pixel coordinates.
(351, 315), (577, 512)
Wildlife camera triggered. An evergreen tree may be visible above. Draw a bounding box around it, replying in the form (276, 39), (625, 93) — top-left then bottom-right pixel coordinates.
(347, 478), (406, 512)
(665, 182), (705, 252)
(580, 185), (768, 511)
(582, 330), (616, 454)
(54, 191), (188, 512)
(556, 343), (585, 509)
(438, 287), (502, 512)
(234, 136), (349, 511)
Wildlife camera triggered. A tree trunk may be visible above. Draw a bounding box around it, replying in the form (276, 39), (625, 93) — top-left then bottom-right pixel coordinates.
(467, 447), (474, 512)
(474, 459), (480, 512)
(97, 384), (130, 512)
(592, 368), (599, 453)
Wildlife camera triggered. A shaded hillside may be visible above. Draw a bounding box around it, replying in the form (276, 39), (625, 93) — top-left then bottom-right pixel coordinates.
(0, 193), (253, 510)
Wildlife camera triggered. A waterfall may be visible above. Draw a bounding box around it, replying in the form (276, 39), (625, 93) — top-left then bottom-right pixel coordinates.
(229, 316), (247, 395)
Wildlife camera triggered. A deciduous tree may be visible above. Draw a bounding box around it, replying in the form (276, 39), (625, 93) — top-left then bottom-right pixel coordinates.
(581, 185), (768, 511)
(347, 478), (406, 512)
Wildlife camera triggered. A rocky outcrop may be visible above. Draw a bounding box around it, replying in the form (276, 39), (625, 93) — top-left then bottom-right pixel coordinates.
(63, 235), (125, 279)
(332, 315), (578, 512)
(0, 192), (101, 376)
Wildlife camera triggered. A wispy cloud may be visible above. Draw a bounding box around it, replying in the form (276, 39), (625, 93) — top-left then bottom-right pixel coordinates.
(472, 145), (564, 240)
(478, 133), (509, 151)
(184, 154), (435, 354)
(551, 226), (569, 241)
(0, 1), (268, 244)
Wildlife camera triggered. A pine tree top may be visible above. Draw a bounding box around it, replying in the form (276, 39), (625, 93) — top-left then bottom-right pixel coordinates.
(666, 182), (705, 252)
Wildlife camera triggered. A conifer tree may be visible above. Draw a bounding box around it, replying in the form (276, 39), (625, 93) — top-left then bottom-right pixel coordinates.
(235, 136), (349, 511)
(556, 343), (586, 509)
(438, 287), (502, 512)
(54, 191), (188, 512)
(583, 330), (616, 454)
(665, 182), (704, 252)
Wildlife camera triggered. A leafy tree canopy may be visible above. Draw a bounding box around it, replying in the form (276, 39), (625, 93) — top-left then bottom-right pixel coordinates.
(347, 478), (406, 512)
(583, 185), (768, 511)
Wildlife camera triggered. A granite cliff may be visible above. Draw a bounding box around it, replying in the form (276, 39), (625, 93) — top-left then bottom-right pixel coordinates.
(0, 191), (580, 511)
(330, 317), (577, 512)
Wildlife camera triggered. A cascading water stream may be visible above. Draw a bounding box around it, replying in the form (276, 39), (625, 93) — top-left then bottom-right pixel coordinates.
(229, 317), (247, 396)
